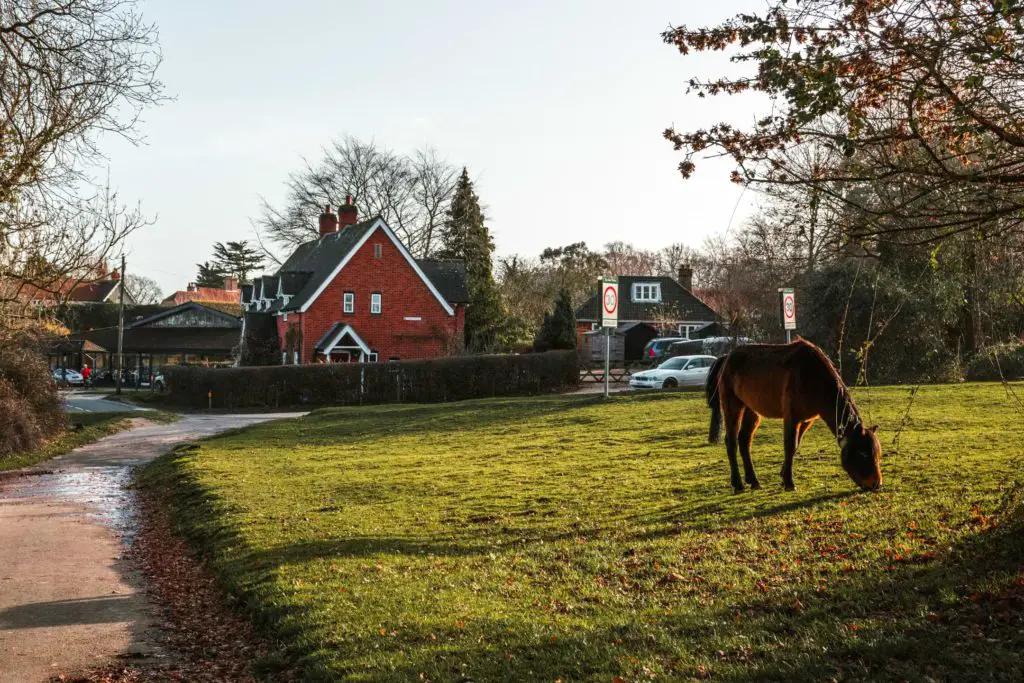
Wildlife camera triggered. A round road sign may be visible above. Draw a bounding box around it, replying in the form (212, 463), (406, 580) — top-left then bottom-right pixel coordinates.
(782, 290), (797, 327)
(603, 286), (618, 315)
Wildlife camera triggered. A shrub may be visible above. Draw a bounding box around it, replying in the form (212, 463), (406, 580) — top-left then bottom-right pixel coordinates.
(163, 351), (580, 410)
(0, 343), (64, 458)
(966, 344), (1024, 382)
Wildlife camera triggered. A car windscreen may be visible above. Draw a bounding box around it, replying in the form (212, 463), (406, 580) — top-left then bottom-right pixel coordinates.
(658, 357), (688, 370)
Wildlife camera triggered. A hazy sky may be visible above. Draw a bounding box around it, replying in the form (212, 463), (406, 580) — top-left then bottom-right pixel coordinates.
(104, 0), (768, 294)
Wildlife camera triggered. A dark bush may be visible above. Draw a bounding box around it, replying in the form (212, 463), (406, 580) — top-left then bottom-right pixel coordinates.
(163, 351), (580, 409)
(966, 344), (1024, 382)
(0, 343), (64, 458)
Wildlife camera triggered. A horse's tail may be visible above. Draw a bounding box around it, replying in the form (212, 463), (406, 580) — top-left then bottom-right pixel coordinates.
(705, 355), (726, 444)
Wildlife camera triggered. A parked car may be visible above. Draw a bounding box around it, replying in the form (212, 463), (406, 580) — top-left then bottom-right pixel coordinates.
(642, 337), (688, 364)
(669, 336), (756, 359)
(153, 373), (166, 392)
(629, 355), (718, 389)
(52, 367), (85, 387)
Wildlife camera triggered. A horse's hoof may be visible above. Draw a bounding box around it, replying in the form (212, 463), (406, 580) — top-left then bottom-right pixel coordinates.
(783, 483), (796, 492)
(749, 481), (762, 491)
(732, 485), (745, 495)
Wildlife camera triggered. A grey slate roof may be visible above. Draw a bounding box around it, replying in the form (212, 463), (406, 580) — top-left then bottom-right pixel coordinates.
(276, 219), (378, 312)
(418, 259), (470, 304)
(576, 276), (719, 322)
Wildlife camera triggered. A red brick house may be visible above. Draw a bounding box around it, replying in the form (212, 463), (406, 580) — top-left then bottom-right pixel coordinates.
(242, 198), (468, 364)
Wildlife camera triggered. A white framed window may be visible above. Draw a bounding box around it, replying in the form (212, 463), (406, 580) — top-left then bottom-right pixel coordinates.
(632, 282), (661, 303)
(371, 292), (382, 315)
(366, 352), (379, 363)
(343, 291), (354, 314)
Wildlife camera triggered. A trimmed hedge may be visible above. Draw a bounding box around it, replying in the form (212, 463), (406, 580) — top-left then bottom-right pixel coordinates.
(162, 351), (580, 409)
(966, 344), (1024, 382)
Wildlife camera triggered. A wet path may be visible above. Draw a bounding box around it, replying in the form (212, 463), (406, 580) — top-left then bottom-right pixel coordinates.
(0, 414), (304, 683)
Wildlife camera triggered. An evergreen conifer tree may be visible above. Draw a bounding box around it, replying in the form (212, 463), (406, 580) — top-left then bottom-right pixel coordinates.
(212, 241), (265, 283)
(195, 261), (227, 288)
(533, 288), (577, 352)
(439, 168), (505, 351)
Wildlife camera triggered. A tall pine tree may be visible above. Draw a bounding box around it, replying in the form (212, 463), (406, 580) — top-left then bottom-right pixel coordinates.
(212, 241), (265, 283)
(439, 168), (505, 352)
(195, 261), (227, 288)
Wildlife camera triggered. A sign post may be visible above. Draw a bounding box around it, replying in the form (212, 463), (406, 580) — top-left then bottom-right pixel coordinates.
(778, 287), (797, 342)
(600, 276), (619, 398)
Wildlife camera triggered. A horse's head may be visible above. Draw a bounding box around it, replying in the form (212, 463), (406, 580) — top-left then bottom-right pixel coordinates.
(840, 424), (882, 491)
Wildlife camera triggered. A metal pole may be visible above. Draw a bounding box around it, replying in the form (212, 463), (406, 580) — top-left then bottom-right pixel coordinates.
(115, 254), (126, 395)
(787, 329), (792, 344)
(603, 327), (610, 398)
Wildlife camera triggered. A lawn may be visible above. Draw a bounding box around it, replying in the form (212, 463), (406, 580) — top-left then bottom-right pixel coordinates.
(141, 384), (1024, 682)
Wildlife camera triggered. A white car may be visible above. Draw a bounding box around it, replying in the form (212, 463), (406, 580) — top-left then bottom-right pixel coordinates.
(52, 368), (85, 387)
(629, 355), (718, 389)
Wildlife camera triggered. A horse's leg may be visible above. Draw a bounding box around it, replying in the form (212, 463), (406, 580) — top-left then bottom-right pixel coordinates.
(796, 418), (815, 448)
(722, 397), (745, 494)
(738, 410), (762, 490)
(781, 420), (798, 491)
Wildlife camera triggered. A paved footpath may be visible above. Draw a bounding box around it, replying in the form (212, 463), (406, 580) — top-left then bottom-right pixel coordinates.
(0, 414), (303, 683)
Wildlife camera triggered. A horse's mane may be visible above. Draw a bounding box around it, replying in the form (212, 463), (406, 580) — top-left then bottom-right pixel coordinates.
(797, 337), (862, 429)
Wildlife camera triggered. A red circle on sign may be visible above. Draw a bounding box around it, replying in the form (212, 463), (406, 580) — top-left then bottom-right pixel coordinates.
(784, 294), (796, 319)
(603, 286), (617, 314)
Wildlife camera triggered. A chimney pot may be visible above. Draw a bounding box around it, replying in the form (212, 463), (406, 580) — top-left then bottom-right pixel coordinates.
(110, 269), (121, 281)
(223, 275), (239, 291)
(338, 195), (358, 229)
(318, 205), (339, 237)
(677, 264), (694, 292)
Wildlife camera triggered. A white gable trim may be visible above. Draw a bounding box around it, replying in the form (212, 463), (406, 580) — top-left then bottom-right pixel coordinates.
(321, 324), (371, 355)
(102, 281), (121, 303)
(298, 219), (455, 315)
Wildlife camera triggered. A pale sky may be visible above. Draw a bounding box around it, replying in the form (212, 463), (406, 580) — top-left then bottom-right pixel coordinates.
(103, 0), (769, 294)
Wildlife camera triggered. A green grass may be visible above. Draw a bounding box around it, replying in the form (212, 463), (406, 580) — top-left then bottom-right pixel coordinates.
(1, 410), (180, 473)
(140, 384), (1024, 682)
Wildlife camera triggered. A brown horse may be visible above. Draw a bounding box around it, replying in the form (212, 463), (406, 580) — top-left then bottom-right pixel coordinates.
(705, 339), (882, 493)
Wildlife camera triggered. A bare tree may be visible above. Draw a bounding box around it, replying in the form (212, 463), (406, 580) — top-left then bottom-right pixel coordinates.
(123, 273), (162, 304)
(602, 242), (660, 276)
(1, 0), (163, 336)
(255, 136), (458, 259)
(1, 184), (153, 329)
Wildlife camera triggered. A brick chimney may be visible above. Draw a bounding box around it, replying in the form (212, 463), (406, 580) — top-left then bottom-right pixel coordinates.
(318, 204), (338, 237)
(677, 264), (693, 292)
(223, 275), (239, 291)
(338, 195), (358, 230)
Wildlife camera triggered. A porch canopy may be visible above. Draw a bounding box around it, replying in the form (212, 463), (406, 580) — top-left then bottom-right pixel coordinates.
(315, 323), (373, 362)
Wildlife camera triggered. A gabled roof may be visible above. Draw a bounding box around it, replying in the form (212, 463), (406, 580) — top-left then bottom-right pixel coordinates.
(314, 323), (371, 355)
(576, 276), (720, 322)
(418, 260), (470, 304)
(130, 301), (241, 329)
(68, 280), (123, 303)
(275, 218), (455, 315)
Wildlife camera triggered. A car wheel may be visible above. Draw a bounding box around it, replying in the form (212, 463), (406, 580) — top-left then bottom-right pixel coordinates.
(662, 377), (678, 389)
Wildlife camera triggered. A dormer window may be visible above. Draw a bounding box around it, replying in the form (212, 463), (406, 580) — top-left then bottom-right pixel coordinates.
(632, 282), (661, 303)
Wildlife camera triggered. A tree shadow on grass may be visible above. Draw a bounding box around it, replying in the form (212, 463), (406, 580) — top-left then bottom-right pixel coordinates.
(252, 393), (610, 447)
(273, 503), (1024, 683)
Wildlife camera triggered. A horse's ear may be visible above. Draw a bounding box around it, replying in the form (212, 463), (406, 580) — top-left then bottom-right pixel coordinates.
(868, 425), (879, 434)
(839, 435), (849, 449)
